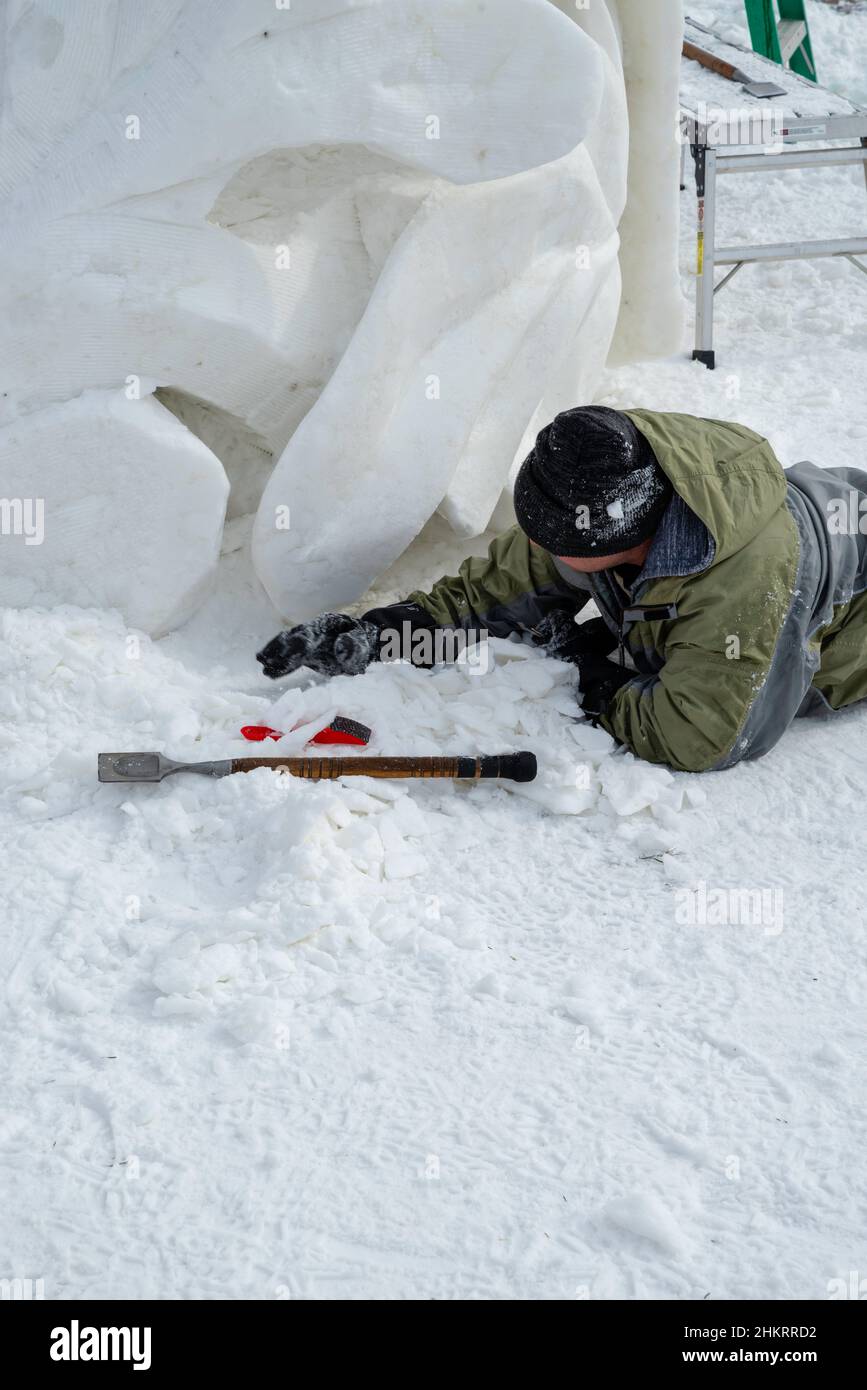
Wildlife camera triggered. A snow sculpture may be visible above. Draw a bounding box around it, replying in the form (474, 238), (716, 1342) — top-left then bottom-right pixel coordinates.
(0, 0), (683, 635)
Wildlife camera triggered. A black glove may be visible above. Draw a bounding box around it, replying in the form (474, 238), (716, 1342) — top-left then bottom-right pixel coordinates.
(257, 613), (381, 679)
(532, 610), (616, 665)
(531, 610), (629, 717)
(573, 651), (633, 718)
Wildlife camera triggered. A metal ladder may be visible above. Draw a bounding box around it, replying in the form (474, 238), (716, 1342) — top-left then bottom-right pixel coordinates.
(743, 0), (817, 82)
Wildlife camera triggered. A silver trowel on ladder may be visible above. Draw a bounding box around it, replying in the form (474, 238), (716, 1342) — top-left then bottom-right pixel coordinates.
(682, 38), (787, 99)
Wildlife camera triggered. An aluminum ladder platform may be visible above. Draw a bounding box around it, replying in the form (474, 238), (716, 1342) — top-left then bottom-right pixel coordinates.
(681, 15), (867, 368)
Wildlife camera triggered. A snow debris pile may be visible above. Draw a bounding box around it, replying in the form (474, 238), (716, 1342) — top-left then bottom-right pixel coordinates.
(0, 610), (696, 1025)
(0, 0), (682, 633)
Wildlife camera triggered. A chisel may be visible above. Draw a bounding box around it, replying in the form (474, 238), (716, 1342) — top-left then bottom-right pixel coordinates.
(98, 751), (537, 783)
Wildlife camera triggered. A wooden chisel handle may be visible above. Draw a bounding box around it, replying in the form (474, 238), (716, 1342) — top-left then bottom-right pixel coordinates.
(229, 753), (537, 782)
(682, 39), (739, 83)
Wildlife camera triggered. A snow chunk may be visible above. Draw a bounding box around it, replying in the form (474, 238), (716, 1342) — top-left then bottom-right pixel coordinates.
(384, 850), (427, 880)
(599, 756), (675, 816)
(603, 1193), (685, 1257)
(223, 1000), (290, 1048)
(52, 980), (100, 1015)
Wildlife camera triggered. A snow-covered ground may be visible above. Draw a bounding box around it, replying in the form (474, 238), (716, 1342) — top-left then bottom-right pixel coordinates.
(3, 8), (867, 1299)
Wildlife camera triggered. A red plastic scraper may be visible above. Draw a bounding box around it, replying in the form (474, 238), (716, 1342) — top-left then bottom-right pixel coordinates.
(240, 715), (372, 747)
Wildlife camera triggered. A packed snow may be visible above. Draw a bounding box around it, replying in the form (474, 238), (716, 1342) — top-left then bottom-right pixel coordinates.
(2, 0), (867, 1301)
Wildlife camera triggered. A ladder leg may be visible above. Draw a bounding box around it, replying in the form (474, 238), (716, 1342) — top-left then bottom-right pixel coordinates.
(692, 145), (717, 369)
(862, 136), (867, 197)
(680, 135), (687, 192)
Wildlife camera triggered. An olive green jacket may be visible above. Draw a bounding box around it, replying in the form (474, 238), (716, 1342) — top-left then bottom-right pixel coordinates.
(405, 410), (867, 772)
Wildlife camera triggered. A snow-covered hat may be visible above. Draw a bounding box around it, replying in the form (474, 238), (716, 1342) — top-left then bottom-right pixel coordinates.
(513, 406), (671, 558)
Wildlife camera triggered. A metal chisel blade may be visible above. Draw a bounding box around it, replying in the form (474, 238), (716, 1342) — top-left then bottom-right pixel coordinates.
(98, 752), (166, 782)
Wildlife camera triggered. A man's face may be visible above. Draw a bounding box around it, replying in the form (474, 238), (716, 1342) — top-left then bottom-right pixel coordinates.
(537, 537), (654, 573)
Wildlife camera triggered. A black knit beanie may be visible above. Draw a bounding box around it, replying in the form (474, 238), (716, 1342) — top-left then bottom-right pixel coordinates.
(513, 406), (672, 557)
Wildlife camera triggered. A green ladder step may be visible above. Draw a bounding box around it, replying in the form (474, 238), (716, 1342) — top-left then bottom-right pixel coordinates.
(743, 0), (818, 82)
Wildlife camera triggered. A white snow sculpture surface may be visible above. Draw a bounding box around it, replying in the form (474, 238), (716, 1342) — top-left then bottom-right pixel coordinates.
(0, 392), (229, 635)
(0, 0), (683, 633)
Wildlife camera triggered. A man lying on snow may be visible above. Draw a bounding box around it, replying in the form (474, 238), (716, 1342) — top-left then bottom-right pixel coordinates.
(256, 408), (867, 773)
